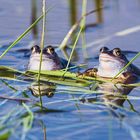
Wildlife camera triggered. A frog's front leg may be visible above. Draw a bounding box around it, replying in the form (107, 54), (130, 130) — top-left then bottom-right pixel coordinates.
(77, 68), (98, 78)
(117, 72), (137, 84)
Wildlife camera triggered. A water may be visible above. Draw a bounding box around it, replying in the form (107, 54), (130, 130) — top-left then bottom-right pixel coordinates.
(0, 0), (140, 140)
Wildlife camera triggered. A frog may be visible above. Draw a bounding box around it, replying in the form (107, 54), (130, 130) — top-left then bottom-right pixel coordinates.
(27, 45), (64, 70)
(79, 47), (140, 83)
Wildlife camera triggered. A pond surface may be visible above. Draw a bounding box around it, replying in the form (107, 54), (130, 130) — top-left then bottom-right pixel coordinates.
(0, 0), (140, 140)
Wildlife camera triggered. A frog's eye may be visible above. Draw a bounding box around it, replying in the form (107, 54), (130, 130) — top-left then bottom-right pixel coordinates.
(46, 46), (55, 54)
(31, 45), (40, 53)
(100, 47), (109, 53)
(113, 48), (121, 56)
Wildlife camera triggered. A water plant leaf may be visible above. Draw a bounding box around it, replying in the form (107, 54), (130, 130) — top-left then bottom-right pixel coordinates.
(0, 131), (11, 140)
(0, 65), (140, 88)
(22, 103), (34, 130)
(21, 103), (34, 140)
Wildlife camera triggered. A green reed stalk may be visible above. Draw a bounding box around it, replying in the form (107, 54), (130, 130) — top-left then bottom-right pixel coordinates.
(37, 0), (46, 109)
(64, 2), (91, 72)
(37, 0), (46, 81)
(64, 27), (83, 72)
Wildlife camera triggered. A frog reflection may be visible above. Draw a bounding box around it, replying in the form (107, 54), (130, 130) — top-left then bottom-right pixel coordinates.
(96, 82), (134, 109)
(29, 82), (56, 98)
(81, 82), (135, 109)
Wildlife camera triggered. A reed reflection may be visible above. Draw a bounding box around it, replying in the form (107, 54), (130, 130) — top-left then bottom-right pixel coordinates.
(31, 0), (38, 39)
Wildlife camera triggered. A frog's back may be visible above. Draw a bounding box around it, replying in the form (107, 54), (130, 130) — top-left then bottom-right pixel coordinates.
(130, 64), (140, 76)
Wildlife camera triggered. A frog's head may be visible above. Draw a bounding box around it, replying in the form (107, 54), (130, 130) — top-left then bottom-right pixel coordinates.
(28, 45), (62, 70)
(31, 45), (40, 54)
(97, 47), (129, 77)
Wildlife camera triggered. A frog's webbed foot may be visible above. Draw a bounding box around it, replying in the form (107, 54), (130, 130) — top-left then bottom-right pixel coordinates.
(77, 68), (98, 78)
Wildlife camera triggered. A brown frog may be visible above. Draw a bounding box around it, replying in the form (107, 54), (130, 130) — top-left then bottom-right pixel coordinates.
(27, 45), (64, 70)
(79, 47), (140, 83)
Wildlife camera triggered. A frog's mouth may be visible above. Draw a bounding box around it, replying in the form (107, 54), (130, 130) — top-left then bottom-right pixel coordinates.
(99, 53), (126, 64)
(41, 52), (55, 60)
